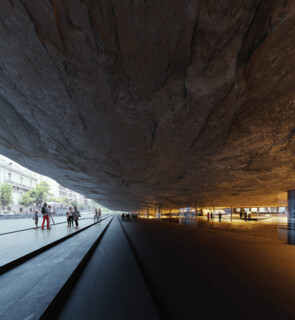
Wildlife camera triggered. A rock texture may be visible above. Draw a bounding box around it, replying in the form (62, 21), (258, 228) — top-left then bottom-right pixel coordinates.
(0, 1), (295, 210)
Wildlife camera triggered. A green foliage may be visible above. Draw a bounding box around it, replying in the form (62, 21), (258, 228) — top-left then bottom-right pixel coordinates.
(48, 196), (69, 204)
(0, 183), (13, 206)
(22, 181), (52, 207)
(71, 200), (78, 207)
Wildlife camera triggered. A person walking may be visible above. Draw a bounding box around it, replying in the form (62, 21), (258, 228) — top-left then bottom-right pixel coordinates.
(207, 212), (210, 222)
(33, 210), (38, 229)
(68, 207), (74, 227)
(210, 212), (214, 220)
(94, 209), (98, 221)
(218, 212), (222, 222)
(244, 211), (247, 222)
(41, 203), (50, 230)
(98, 208), (101, 220)
(73, 206), (80, 228)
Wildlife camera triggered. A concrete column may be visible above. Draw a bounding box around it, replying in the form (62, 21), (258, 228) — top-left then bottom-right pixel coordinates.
(195, 201), (198, 228)
(186, 202), (190, 225)
(288, 190), (295, 244)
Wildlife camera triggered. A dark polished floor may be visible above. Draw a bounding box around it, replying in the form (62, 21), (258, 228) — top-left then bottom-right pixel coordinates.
(122, 219), (295, 320)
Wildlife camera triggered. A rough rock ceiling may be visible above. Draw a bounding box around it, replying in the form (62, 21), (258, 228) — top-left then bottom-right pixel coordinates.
(0, 1), (294, 210)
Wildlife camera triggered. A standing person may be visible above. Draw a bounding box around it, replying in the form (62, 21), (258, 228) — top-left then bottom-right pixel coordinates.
(48, 205), (55, 225)
(210, 212), (214, 220)
(94, 209), (98, 221)
(73, 206), (80, 228)
(69, 207), (73, 227)
(66, 211), (70, 227)
(218, 212), (222, 222)
(98, 208), (101, 220)
(41, 203), (50, 230)
(33, 210), (38, 229)
(240, 210), (243, 219)
(207, 212), (210, 222)
(244, 211), (247, 222)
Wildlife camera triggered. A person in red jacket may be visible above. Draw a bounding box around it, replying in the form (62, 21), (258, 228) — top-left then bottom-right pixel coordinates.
(41, 203), (50, 230)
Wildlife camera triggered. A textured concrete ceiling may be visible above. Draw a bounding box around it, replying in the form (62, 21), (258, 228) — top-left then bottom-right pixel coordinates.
(0, 1), (294, 210)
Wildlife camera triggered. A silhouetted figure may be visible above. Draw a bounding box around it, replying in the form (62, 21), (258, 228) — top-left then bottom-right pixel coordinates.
(218, 212), (222, 222)
(240, 211), (243, 219)
(210, 212), (214, 220)
(248, 212), (251, 221)
(207, 213), (210, 222)
(122, 213), (125, 221)
(244, 211), (247, 221)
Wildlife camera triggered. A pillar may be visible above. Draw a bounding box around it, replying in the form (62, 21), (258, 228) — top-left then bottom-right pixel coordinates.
(195, 201), (198, 228)
(186, 202), (190, 225)
(288, 190), (295, 244)
(231, 205), (233, 222)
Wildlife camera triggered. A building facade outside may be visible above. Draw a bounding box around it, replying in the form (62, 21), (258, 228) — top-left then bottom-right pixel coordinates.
(0, 156), (38, 209)
(0, 155), (89, 213)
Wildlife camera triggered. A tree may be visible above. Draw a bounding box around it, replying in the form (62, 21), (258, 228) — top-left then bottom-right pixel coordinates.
(48, 196), (69, 205)
(0, 183), (13, 206)
(22, 181), (52, 207)
(71, 200), (78, 207)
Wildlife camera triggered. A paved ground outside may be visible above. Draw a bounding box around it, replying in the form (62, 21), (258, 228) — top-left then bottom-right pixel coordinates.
(0, 214), (96, 234)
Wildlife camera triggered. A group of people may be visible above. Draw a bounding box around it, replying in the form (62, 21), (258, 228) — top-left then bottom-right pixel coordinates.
(206, 212), (223, 222)
(66, 206), (81, 228)
(240, 209), (251, 221)
(32, 203), (55, 229)
(32, 203), (81, 229)
(94, 208), (101, 221)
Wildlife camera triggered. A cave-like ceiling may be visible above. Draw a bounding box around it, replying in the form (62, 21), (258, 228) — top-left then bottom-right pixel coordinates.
(0, 1), (294, 210)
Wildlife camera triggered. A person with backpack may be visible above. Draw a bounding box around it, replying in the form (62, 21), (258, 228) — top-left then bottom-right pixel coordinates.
(41, 203), (50, 230)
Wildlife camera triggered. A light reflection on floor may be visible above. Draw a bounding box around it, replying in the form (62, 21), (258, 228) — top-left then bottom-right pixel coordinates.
(139, 214), (289, 242)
